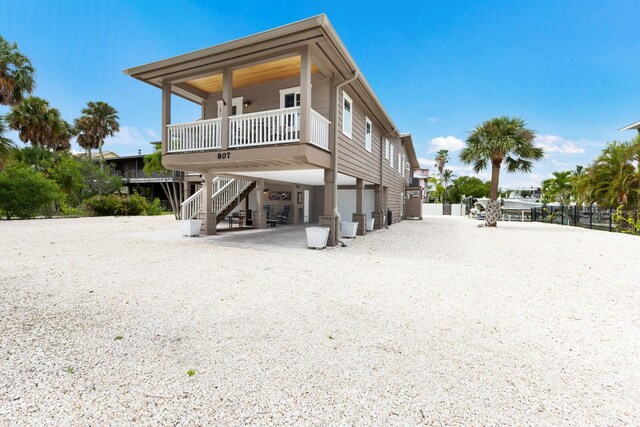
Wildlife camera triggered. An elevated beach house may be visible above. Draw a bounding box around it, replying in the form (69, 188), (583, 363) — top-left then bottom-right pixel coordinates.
(124, 15), (419, 246)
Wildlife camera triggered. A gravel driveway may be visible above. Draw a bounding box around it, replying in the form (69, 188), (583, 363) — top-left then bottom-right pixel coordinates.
(1, 215), (638, 425)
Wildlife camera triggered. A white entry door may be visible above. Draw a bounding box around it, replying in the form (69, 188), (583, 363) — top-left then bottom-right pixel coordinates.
(217, 96), (244, 117)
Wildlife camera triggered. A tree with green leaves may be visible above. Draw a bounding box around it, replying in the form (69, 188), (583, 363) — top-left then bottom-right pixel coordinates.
(6, 96), (71, 151)
(143, 146), (181, 219)
(74, 115), (97, 158)
(460, 116), (544, 227)
(542, 171), (574, 206)
(434, 149), (449, 177)
(75, 101), (119, 167)
(575, 140), (639, 208)
(446, 175), (491, 203)
(0, 116), (13, 165)
(0, 163), (61, 219)
(0, 35), (36, 106)
(0, 36), (36, 163)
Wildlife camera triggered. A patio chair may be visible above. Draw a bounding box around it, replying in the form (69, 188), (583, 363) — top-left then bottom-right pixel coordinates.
(276, 205), (290, 224)
(264, 204), (277, 227)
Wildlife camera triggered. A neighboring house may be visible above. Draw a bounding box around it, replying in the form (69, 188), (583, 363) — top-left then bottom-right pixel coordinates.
(124, 15), (419, 246)
(619, 120), (640, 133)
(412, 168), (431, 201)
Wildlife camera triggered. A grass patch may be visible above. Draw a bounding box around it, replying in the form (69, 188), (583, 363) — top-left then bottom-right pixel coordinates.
(114, 335), (124, 340)
(187, 369), (196, 377)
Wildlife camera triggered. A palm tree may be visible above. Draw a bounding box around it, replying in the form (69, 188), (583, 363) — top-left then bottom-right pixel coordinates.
(576, 141), (638, 208)
(0, 35), (36, 106)
(0, 117), (14, 169)
(6, 96), (71, 151)
(460, 116), (544, 227)
(542, 171), (573, 206)
(76, 101), (119, 167)
(143, 146), (181, 219)
(74, 116), (98, 158)
(434, 149), (449, 177)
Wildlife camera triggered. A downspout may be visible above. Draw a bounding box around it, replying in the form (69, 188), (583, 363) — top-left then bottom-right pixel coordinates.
(380, 129), (395, 228)
(333, 71), (359, 245)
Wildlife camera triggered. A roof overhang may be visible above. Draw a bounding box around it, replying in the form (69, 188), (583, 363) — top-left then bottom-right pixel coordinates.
(619, 120), (640, 131)
(400, 133), (420, 169)
(123, 14), (401, 135)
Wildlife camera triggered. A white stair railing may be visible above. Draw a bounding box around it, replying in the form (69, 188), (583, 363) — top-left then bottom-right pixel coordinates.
(180, 188), (203, 220)
(212, 178), (253, 215)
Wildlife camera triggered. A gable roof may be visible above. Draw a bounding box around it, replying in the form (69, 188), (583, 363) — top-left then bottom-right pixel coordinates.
(619, 120), (640, 131)
(123, 14), (402, 137)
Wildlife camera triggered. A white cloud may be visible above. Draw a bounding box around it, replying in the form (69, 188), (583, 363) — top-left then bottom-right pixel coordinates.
(428, 135), (465, 152)
(426, 117), (439, 123)
(551, 159), (573, 168)
(417, 157), (434, 169)
(534, 134), (586, 154)
(105, 126), (159, 148)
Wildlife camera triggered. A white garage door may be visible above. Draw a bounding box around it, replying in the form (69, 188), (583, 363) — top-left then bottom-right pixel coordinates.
(337, 189), (375, 220)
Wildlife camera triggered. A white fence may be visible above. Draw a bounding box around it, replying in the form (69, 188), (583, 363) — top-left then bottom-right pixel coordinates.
(422, 203), (465, 216)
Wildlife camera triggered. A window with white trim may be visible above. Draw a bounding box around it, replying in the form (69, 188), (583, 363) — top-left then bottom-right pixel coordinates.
(279, 86), (301, 109)
(398, 153), (403, 174)
(389, 144), (394, 168)
(364, 117), (372, 152)
(342, 91), (352, 138)
(385, 138), (390, 159)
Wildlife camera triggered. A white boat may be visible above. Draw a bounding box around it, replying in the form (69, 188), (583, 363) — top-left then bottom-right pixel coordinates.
(475, 190), (561, 211)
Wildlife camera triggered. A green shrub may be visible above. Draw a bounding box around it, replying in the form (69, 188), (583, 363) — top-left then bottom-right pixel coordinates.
(0, 164), (61, 219)
(127, 194), (149, 216)
(83, 194), (150, 216)
(145, 198), (164, 216)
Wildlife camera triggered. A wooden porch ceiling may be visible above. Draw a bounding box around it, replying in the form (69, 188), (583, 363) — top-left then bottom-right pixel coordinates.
(186, 56), (320, 94)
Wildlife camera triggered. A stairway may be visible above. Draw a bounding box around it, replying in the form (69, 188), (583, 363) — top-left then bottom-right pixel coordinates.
(180, 177), (256, 230)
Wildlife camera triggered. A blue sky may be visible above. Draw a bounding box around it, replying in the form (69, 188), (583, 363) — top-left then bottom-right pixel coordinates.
(2, 0), (639, 187)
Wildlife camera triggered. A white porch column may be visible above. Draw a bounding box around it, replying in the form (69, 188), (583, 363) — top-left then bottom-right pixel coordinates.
(299, 46), (312, 143)
(161, 81), (172, 155)
(221, 68), (232, 150)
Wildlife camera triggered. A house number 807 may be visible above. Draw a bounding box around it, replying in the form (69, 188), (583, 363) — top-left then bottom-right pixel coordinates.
(218, 152), (231, 160)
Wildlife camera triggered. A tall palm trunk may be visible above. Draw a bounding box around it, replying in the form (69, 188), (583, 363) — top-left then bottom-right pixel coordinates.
(98, 141), (104, 169)
(486, 160), (502, 227)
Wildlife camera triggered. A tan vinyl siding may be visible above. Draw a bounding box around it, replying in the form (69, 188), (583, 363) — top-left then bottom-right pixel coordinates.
(203, 74), (329, 120)
(336, 86), (383, 184)
(382, 135), (406, 224)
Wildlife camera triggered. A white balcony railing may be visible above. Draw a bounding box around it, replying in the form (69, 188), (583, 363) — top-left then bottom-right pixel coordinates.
(166, 108), (330, 153)
(229, 107), (300, 148)
(167, 118), (221, 153)
(310, 109), (330, 151)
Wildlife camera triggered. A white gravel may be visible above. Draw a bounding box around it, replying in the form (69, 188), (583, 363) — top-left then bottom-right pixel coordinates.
(0, 215), (638, 425)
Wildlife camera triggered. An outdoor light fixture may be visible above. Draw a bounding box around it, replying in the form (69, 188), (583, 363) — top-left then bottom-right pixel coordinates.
(243, 100), (252, 107)
(263, 188), (269, 193)
(200, 174), (204, 184)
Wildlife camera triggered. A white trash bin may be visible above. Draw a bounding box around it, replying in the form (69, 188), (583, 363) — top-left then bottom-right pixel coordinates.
(181, 220), (202, 237)
(306, 227), (329, 249)
(366, 218), (375, 231)
(341, 221), (358, 238)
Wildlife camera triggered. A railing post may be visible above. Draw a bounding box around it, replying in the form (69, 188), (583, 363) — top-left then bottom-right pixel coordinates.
(609, 207), (613, 232)
(299, 46), (312, 143)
